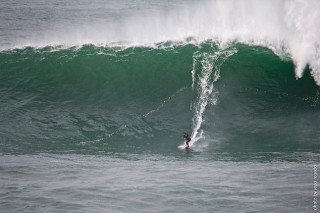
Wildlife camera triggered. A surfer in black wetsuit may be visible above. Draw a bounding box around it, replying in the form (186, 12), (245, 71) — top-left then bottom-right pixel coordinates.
(183, 132), (191, 147)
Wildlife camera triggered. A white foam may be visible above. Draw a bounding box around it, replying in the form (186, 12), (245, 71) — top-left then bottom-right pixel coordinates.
(190, 47), (237, 145)
(4, 0), (320, 84)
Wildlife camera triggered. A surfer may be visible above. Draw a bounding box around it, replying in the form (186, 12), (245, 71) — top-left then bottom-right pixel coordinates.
(183, 132), (191, 147)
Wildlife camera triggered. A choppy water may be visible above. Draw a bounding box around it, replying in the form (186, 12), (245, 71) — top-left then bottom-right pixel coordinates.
(0, 0), (319, 212)
(0, 154), (316, 212)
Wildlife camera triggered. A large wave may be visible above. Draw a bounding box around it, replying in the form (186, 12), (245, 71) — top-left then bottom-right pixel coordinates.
(2, 0), (320, 85)
(1, 0), (320, 154)
(0, 43), (319, 154)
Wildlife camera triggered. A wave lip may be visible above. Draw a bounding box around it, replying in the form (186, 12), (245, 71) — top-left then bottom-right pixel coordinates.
(1, 0), (320, 85)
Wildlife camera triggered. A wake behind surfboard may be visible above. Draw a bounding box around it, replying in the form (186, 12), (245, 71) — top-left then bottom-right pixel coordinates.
(178, 144), (190, 150)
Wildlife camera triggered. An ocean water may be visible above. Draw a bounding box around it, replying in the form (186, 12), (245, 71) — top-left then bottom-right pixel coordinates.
(0, 0), (319, 212)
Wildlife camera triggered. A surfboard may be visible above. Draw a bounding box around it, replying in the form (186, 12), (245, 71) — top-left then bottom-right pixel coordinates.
(185, 146), (190, 149)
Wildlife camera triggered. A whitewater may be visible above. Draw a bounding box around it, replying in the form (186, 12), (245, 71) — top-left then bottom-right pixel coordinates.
(1, 0), (320, 84)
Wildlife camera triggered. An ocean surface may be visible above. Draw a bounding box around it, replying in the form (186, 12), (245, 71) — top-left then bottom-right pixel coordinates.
(0, 0), (319, 212)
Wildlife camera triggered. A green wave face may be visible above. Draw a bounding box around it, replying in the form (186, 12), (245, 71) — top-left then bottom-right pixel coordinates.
(0, 42), (319, 155)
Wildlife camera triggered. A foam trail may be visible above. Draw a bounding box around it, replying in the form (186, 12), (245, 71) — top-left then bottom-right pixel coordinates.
(190, 46), (237, 146)
(143, 87), (187, 118)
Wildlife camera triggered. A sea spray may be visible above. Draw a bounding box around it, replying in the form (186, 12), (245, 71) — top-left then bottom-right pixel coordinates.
(190, 45), (237, 146)
(2, 0), (319, 85)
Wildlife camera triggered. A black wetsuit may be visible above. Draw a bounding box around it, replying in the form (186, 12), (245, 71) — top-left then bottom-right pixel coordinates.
(184, 133), (191, 146)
